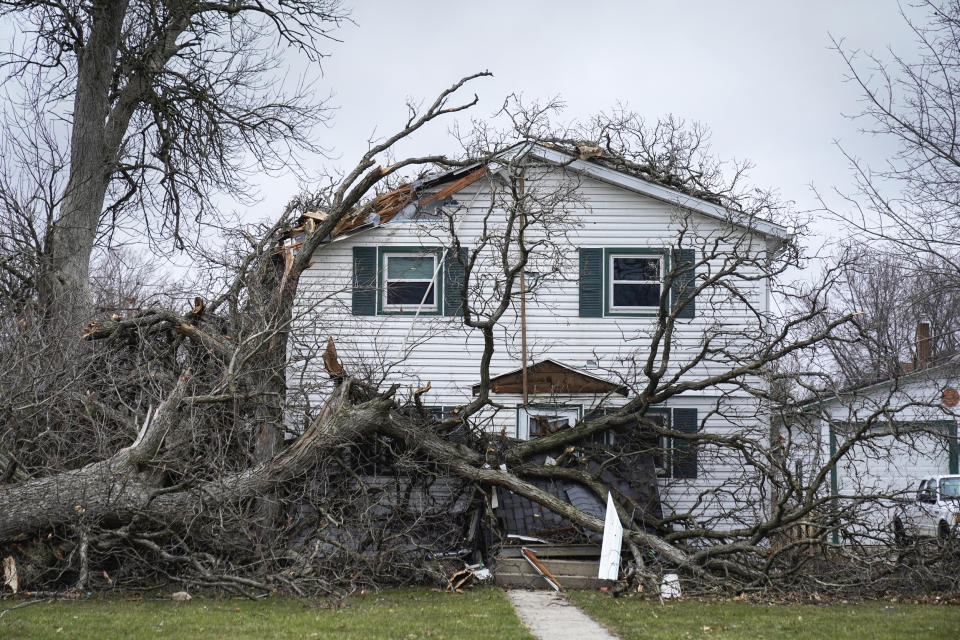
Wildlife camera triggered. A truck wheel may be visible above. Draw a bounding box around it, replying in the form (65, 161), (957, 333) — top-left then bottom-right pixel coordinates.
(938, 520), (952, 543)
(892, 518), (907, 547)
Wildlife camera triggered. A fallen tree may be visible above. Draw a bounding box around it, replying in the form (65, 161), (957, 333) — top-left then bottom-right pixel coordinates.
(0, 375), (397, 543)
(1, 77), (958, 599)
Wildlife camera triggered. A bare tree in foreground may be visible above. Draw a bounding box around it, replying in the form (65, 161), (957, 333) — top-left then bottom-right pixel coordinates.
(825, 0), (960, 354)
(0, 0), (345, 318)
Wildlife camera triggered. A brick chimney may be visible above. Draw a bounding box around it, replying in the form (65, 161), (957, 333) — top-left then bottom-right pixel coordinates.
(916, 320), (932, 369)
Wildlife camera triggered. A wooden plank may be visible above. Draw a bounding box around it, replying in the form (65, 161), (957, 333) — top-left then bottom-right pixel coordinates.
(498, 544), (602, 559)
(494, 572), (614, 590)
(496, 558), (601, 578)
(521, 547), (562, 591)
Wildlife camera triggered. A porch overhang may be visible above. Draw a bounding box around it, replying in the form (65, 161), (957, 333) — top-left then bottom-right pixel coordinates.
(471, 359), (629, 397)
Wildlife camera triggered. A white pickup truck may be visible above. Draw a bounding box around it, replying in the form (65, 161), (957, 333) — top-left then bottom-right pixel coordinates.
(892, 475), (960, 543)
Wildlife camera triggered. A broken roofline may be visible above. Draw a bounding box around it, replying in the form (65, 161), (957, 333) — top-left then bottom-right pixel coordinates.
(304, 140), (791, 244)
(515, 142), (791, 242)
(794, 356), (960, 411)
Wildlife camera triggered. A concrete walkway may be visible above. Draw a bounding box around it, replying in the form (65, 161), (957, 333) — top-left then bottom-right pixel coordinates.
(506, 589), (619, 640)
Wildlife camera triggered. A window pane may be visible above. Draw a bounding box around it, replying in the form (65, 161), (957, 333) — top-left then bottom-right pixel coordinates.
(653, 442), (666, 473)
(655, 435), (671, 477)
(613, 283), (660, 307)
(613, 257), (659, 281)
(386, 281), (434, 305)
(387, 255), (435, 280)
(529, 415), (570, 437)
(941, 477), (960, 497)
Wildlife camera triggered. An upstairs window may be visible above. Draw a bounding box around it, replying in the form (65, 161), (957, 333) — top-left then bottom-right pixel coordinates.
(578, 248), (695, 319)
(382, 252), (438, 312)
(610, 254), (663, 311)
(353, 246), (466, 317)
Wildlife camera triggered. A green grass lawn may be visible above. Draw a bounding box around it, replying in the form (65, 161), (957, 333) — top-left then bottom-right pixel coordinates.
(5, 588), (960, 640)
(0, 588), (534, 640)
(569, 591), (960, 640)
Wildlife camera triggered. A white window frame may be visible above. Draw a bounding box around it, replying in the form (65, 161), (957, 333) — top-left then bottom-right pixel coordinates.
(381, 251), (439, 312)
(608, 253), (664, 313)
(655, 434), (674, 478)
(517, 406), (582, 440)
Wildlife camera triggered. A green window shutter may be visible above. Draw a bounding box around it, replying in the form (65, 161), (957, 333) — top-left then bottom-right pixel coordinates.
(672, 408), (698, 479)
(443, 247), (468, 316)
(352, 246), (377, 315)
(671, 248), (696, 319)
(579, 248), (603, 317)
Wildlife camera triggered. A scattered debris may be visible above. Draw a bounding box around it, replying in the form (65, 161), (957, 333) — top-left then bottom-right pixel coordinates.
(468, 563), (492, 582)
(575, 144), (603, 160)
(446, 563), (492, 593)
(506, 534), (549, 544)
(660, 573), (681, 600)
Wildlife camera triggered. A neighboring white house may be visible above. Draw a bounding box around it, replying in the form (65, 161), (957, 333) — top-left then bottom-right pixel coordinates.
(786, 351), (960, 541)
(793, 360), (960, 498)
(288, 143), (791, 529)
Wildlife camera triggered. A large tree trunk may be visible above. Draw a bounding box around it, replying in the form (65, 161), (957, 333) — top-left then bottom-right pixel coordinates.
(37, 1), (129, 317)
(0, 368), (186, 541)
(0, 378), (391, 544)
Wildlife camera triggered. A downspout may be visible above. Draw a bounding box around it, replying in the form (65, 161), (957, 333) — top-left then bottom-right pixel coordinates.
(518, 174), (528, 406)
(520, 269), (528, 406)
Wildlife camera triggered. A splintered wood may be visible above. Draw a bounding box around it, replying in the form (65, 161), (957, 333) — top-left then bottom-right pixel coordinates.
(521, 547), (562, 591)
(322, 338), (344, 377)
(3, 556), (18, 594)
(331, 166), (488, 237)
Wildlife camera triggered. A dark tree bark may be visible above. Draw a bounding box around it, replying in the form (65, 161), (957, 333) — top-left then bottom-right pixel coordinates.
(38, 1), (129, 315)
(0, 377), (394, 542)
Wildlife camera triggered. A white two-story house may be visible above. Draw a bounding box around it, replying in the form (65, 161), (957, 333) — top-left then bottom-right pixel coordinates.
(288, 142), (791, 531)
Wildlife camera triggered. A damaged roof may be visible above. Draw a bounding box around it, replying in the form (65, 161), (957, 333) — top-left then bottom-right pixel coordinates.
(290, 141), (790, 243)
(287, 163), (488, 241)
(521, 143), (790, 241)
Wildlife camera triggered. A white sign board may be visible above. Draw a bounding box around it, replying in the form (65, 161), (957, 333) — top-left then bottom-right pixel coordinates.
(598, 492), (623, 580)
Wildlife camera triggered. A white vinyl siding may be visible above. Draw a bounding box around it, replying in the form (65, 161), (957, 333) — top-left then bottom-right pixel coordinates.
(290, 169), (774, 527)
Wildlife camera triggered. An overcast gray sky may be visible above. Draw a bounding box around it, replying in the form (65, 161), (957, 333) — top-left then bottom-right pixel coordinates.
(0, 1), (924, 265)
(243, 0), (920, 255)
